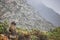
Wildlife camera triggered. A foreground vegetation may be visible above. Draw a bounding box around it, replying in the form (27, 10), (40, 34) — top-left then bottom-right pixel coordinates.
(48, 27), (60, 40)
(0, 21), (60, 40)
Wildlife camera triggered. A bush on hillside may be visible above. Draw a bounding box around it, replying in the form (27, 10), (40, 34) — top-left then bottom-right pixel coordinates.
(48, 27), (60, 40)
(0, 20), (8, 34)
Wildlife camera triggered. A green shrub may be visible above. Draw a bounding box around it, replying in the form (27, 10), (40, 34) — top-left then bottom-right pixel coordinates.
(0, 20), (9, 34)
(48, 27), (60, 40)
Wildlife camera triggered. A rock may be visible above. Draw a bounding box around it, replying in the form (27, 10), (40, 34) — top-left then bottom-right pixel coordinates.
(0, 0), (54, 31)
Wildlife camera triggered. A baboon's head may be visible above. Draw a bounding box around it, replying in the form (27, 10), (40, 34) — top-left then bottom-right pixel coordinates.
(10, 21), (16, 29)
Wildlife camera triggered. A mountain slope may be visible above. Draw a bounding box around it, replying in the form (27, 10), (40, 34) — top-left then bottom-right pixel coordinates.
(0, 0), (54, 31)
(27, 1), (60, 26)
(37, 3), (60, 26)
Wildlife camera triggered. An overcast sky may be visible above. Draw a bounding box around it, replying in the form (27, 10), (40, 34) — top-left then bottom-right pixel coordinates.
(27, 0), (60, 26)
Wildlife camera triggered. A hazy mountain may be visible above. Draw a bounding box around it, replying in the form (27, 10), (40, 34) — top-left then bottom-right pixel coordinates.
(27, 1), (60, 26)
(37, 3), (60, 26)
(0, 0), (54, 31)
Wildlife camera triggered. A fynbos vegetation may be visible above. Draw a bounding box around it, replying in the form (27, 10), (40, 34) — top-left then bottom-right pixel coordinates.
(0, 21), (60, 40)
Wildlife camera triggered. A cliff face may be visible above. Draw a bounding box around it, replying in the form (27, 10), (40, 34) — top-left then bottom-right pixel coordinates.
(0, 0), (54, 31)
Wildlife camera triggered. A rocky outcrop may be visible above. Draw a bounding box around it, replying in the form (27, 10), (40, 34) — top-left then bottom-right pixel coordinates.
(0, 0), (54, 31)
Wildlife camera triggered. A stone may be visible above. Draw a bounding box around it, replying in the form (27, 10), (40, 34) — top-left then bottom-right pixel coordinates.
(0, 0), (54, 31)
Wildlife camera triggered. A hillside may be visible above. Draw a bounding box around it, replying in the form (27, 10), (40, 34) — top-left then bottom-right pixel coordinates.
(0, 0), (54, 31)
